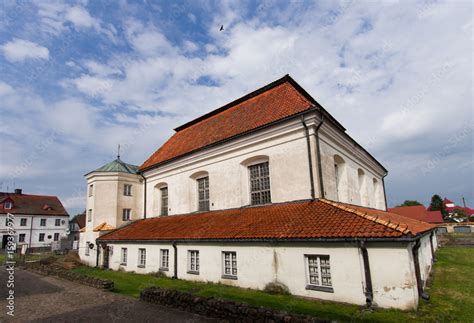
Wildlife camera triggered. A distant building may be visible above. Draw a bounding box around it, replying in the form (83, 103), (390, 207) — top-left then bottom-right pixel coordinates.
(443, 198), (474, 219)
(67, 211), (86, 249)
(388, 205), (443, 224)
(0, 189), (69, 250)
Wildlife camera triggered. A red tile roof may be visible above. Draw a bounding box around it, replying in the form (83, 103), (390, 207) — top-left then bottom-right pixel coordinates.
(388, 205), (444, 224)
(99, 199), (433, 242)
(139, 76), (315, 171)
(0, 192), (68, 216)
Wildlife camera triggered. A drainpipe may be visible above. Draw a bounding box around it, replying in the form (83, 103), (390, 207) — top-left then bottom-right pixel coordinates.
(95, 238), (100, 268)
(359, 241), (373, 307)
(429, 231), (436, 262)
(382, 172), (388, 211)
(139, 173), (147, 219)
(301, 116), (315, 200)
(314, 114), (325, 198)
(28, 216), (33, 249)
(172, 241), (178, 279)
(412, 239), (429, 301)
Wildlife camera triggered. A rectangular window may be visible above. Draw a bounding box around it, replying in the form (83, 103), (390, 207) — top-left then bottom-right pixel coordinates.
(55, 219), (61, 226)
(138, 248), (146, 267)
(88, 209), (92, 222)
(20, 218), (27, 226)
(40, 219), (46, 226)
(249, 162), (271, 205)
(19, 234), (25, 242)
(124, 184), (132, 196)
(160, 249), (169, 270)
(121, 248), (127, 265)
(306, 255), (333, 292)
(89, 184), (93, 197)
(160, 187), (168, 216)
(222, 251), (237, 279)
(122, 208), (131, 221)
(4, 201), (12, 209)
(188, 250), (200, 274)
(39, 233), (45, 242)
(54, 233), (59, 241)
(85, 241), (90, 256)
(197, 177), (210, 212)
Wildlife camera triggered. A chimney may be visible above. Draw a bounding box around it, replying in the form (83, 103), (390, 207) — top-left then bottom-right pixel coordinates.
(14, 188), (22, 195)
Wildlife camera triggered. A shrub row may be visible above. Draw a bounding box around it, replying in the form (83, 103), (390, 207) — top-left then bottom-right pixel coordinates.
(26, 263), (114, 291)
(140, 287), (326, 322)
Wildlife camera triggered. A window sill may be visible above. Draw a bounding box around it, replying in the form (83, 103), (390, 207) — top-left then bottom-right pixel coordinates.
(159, 267), (169, 272)
(187, 270), (200, 275)
(305, 285), (334, 293)
(221, 275), (238, 280)
(137, 265), (146, 268)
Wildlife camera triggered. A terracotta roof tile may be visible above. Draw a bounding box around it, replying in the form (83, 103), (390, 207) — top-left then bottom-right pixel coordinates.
(139, 76), (313, 171)
(388, 205), (444, 224)
(99, 199), (433, 242)
(93, 222), (115, 232)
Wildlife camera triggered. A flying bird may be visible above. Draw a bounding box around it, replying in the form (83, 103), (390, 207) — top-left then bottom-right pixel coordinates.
(219, 25), (224, 31)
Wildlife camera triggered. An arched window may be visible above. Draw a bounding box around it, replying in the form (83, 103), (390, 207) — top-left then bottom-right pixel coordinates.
(372, 178), (380, 209)
(241, 155), (271, 205)
(333, 155), (345, 201)
(358, 169), (367, 206)
(153, 183), (168, 216)
(190, 171), (210, 212)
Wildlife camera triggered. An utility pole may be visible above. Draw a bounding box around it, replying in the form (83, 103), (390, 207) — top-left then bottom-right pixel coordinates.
(462, 196), (467, 208)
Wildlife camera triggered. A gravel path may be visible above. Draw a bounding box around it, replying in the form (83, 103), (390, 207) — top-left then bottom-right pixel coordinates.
(0, 266), (214, 322)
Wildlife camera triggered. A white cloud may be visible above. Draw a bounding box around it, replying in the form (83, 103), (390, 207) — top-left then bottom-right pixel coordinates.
(1, 39), (49, 62)
(65, 5), (97, 28)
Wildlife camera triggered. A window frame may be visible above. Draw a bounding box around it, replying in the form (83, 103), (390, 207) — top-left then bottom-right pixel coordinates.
(248, 162), (271, 205)
(197, 176), (210, 212)
(18, 233), (25, 242)
(123, 184), (132, 196)
(39, 233), (45, 242)
(20, 218), (27, 226)
(85, 241), (90, 256)
(122, 208), (131, 221)
(40, 218), (47, 226)
(121, 247), (128, 265)
(87, 209), (92, 222)
(138, 248), (146, 267)
(160, 187), (168, 216)
(4, 201), (12, 209)
(159, 249), (169, 271)
(53, 233), (59, 241)
(187, 250), (200, 274)
(305, 255), (333, 293)
(88, 184), (93, 197)
(55, 219), (61, 226)
(222, 251), (237, 280)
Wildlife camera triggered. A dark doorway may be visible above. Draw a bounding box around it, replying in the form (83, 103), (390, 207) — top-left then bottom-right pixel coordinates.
(103, 245), (110, 269)
(1, 235), (8, 249)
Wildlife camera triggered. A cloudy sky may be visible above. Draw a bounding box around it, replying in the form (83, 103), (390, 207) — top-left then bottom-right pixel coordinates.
(0, 0), (472, 216)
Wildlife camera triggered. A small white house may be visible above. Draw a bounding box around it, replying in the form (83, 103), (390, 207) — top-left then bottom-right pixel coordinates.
(80, 75), (437, 310)
(0, 189), (69, 250)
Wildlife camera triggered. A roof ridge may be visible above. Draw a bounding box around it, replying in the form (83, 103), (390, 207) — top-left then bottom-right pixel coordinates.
(319, 199), (411, 235)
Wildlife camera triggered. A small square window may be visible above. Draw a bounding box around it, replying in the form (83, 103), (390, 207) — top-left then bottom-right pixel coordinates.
(39, 233), (45, 242)
(40, 219), (47, 226)
(55, 219), (61, 226)
(18, 234), (25, 242)
(124, 184), (132, 196)
(4, 201), (12, 209)
(222, 251), (237, 279)
(20, 218), (27, 226)
(305, 255), (333, 293)
(188, 250), (200, 274)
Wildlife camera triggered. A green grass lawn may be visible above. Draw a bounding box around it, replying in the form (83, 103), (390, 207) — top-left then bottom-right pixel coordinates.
(72, 247), (474, 322)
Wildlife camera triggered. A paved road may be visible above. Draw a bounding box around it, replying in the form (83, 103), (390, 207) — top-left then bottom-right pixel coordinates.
(0, 266), (214, 322)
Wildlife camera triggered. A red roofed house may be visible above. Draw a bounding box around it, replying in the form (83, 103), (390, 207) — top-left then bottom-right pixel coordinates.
(388, 205), (443, 224)
(0, 189), (69, 250)
(443, 198), (474, 218)
(80, 75), (437, 310)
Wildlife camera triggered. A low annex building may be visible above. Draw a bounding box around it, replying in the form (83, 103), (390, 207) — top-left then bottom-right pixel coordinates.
(80, 75), (437, 310)
(0, 189), (69, 250)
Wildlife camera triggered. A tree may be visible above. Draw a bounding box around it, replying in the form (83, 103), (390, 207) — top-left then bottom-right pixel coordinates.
(429, 194), (448, 219)
(398, 200), (422, 207)
(452, 208), (467, 219)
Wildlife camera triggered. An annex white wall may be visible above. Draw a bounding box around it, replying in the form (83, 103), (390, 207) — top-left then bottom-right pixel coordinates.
(105, 241), (424, 310)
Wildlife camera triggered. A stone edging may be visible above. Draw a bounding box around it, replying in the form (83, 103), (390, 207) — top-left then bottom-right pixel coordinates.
(140, 287), (326, 322)
(26, 263), (114, 291)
